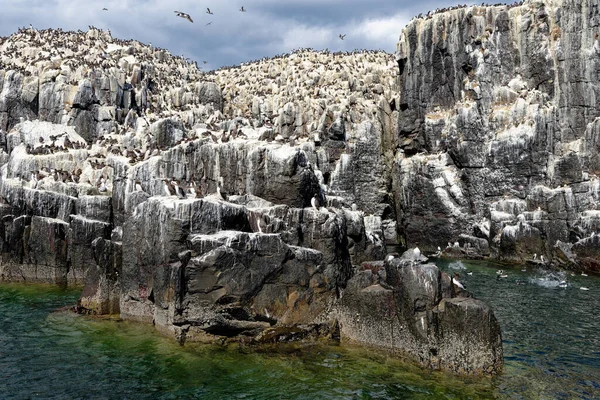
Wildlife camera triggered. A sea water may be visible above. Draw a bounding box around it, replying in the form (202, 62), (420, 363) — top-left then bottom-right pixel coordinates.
(1, 260), (599, 399)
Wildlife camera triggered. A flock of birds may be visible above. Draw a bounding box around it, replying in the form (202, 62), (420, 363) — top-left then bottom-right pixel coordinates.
(421, 249), (595, 291)
(170, 6), (348, 45)
(173, 6), (247, 24)
(448, 261), (592, 291)
(409, 1), (525, 21)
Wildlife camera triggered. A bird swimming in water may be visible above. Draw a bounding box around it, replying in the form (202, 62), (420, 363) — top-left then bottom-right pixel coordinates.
(558, 280), (568, 288)
(339, 34), (346, 40)
(496, 270), (508, 279)
(580, 287), (590, 291)
(206, 7), (214, 14)
(175, 11), (193, 22)
(311, 194), (320, 210)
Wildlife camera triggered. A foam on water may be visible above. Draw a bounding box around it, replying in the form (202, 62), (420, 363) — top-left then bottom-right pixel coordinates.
(448, 260), (467, 270)
(529, 270), (569, 288)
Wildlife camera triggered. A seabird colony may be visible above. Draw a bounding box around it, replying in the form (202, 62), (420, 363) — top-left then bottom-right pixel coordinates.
(0, 27), (396, 199)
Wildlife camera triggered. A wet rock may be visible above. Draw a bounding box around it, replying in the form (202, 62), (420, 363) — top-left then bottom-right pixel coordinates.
(78, 238), (122, 314)
(332, 252), (502, 375)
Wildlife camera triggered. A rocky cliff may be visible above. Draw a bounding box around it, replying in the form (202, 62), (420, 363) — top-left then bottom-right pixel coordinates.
(0, 21), (505, 374)
(396, 0), (600, 272)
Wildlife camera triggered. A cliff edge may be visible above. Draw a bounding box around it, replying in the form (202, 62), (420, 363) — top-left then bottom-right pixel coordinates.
(396, 0), (600, 272)
(0, 7), (523, 374)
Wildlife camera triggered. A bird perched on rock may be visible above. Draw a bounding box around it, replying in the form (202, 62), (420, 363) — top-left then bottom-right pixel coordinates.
(175, 11), (193, 22)
(311, 194), (320, 210)
(216, 181), (228, 201)
(452, 273), (465, 290)
(173, 178), (186, 199)
(188, 181), (201, 198)
(414, 247), (421, 258)
(29, 172), (38, 189)
(98, 177), (108, 193)
(134, 180), (143, 192)
(163, 179), (175, 196)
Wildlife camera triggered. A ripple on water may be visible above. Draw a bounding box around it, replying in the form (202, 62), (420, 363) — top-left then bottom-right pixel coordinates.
(437, 259), (600, 400)
(2, 272), (600, 399)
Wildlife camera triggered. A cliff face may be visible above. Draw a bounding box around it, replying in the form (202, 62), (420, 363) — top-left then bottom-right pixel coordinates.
(0, 23), (506, 373)
(395, 0), (600, 271)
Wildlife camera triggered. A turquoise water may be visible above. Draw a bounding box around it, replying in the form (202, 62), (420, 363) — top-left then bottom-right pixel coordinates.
(0, 260), (599, 399)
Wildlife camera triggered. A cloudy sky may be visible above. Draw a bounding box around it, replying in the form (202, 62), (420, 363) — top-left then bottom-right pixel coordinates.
(0, 0), (503, 70)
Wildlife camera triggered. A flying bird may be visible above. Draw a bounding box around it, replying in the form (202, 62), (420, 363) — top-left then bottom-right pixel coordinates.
(240, 6), (246, 12)
(339, 34), (346, 40)
(206, 8), (214, 15)
(174, 11), (193, 23)
(205, 21), (212, 26)
(102, 8), (108, 11)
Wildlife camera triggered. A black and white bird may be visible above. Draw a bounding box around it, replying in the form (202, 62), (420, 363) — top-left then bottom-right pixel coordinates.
(175, 11), (193, 23)
(163, 179), (175, 196)
(30, 172), (38, 189)
(239, 6), (246, 12)
(188, 181), (199, 198)
(173, 179), (186, 199)
(98, 177), (108, 193)
(339, 34), (346, 40)
(452, 273), (465, 290)
(206, 7), (214, 15)
(134, 180), (143, 192)
(413, 247), (421, 258)
(311, 194), (320, 210)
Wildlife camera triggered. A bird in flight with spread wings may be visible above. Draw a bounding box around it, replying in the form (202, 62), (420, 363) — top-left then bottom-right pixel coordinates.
(174, 11), (193, 23)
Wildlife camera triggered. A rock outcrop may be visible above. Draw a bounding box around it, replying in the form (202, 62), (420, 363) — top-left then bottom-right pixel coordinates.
(395, 0), (600, 273)
(0, 21), (505, 374)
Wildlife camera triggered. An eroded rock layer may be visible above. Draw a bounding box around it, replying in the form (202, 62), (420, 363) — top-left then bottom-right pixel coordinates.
(0, 19), (503, 374)
(396, 0), (600, 272)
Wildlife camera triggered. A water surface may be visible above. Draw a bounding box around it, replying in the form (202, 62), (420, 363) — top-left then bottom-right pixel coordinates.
(1, 260), (599, 399)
